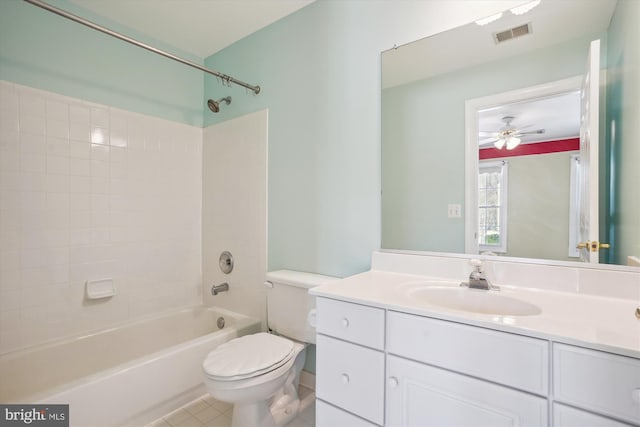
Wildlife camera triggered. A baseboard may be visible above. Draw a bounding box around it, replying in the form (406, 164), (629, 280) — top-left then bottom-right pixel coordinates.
(299, 369), (316, 390)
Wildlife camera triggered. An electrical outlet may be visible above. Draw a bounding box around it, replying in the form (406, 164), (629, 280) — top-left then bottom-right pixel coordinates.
(448, 204), (462, 218)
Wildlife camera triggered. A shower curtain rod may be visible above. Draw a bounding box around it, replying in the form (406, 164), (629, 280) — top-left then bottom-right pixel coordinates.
(23, 0), (261, 95)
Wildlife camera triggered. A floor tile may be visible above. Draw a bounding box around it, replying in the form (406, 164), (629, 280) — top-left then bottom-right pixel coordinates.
(148, 387), (315, 427)
(205, 397), (233, 414)
(299, 400), (315, 424)
(146, 418), (172, 427)
(172, 414), (203, 427)
(201, 395), (217, 406)
(298, 385), (314, 401)
(164, 408), (192, 426)
(287, 417), (314, 427)
(193, 406), (222, 424)
(205, 414), (232, 427)
(185, 398), (210, 415)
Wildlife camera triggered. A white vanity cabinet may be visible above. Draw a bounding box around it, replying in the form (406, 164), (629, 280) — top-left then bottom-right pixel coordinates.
(314, 297), (640, 427)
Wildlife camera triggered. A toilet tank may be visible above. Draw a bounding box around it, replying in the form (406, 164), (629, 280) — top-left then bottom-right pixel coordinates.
(265, 270), (338, 344)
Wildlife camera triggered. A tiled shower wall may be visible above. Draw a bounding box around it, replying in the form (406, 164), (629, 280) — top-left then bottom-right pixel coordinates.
(202, 110), (267, 327)
(0, 81), (203, 354)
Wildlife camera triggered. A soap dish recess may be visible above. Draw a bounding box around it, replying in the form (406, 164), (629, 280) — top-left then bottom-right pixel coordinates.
(86, 278), (116, 299)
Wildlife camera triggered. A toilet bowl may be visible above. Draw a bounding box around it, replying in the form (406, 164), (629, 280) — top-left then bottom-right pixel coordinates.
(202, 270), (338, 427)
(203, 333), (305, 427)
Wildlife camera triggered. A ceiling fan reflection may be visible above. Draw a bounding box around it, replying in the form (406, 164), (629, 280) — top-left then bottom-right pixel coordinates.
(479, 116), (545, 149)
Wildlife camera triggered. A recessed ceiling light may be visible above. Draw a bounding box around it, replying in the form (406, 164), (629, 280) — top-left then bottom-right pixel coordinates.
(510, 0), (541, 16)
(475, 12), (503, 26)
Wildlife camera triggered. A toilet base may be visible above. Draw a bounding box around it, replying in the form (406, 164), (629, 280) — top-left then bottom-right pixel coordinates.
(231, 401), (277, 427)
(269, 369), (301, 426)
(229, 368), (302, 427)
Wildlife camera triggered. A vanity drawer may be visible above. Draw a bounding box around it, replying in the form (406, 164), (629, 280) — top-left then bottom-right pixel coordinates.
(553, 404), (635, 427)
(387, 311), (549, 395)
(316, 400), (379, 427)
(553, 343), (640, 425)
(316, 297), (385, 349)
(316, 334), (385, 425)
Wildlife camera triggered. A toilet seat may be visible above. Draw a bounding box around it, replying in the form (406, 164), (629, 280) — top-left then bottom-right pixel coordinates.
(203, 333), (296, 381)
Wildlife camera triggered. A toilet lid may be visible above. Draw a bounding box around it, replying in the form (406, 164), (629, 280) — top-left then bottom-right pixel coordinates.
(203, 333), (295, 381)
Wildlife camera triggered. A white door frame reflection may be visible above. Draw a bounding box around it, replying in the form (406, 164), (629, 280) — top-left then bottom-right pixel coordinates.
(464, 76), (584, 258)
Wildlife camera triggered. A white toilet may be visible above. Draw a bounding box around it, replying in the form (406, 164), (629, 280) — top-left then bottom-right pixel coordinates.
(202, 270), (337, 427)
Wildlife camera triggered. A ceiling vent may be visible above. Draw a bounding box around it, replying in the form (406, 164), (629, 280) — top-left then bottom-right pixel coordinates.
(493, 23), (532, 44)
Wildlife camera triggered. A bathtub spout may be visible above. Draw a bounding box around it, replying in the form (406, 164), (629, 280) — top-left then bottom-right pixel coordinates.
(211, 282), (229, 296)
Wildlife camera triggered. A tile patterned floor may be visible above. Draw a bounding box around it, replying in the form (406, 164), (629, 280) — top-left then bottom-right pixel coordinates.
(146, 386), (315, 427)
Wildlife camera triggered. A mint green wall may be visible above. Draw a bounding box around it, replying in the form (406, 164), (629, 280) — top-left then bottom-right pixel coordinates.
(202, 0), (518, 278)
(606, 0), (640, 265)
(0, 0), (203, 126)
(203, 1), (383, 278)
(382, 36), (594, 253)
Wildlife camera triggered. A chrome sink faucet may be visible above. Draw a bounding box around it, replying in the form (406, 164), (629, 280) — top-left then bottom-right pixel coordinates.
(461, 259), (499, 291)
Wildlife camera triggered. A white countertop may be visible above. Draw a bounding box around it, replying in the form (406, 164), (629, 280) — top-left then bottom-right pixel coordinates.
(310, 270), (640, 359)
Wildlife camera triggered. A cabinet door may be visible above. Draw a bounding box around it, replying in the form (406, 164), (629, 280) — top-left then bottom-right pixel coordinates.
(386, 355), (548, 427)
(554, 404), (634, 427)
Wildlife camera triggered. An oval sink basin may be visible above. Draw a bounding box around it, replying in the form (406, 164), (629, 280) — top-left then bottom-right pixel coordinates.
(408, 286), (541, 316)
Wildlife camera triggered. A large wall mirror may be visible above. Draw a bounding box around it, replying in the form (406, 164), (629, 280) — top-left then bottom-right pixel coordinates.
(381, 0), (640, 268)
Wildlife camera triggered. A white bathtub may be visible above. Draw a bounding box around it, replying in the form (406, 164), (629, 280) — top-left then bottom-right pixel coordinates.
(0, 306), (261, 427)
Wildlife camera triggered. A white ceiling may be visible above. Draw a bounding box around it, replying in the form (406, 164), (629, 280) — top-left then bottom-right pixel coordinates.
(69, 0), (315, 58)
(382, 0), (617, 89)
(478, 91), (581, 146)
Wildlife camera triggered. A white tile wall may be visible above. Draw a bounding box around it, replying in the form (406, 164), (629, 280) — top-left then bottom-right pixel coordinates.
(202, 110), (268, 327)
(0, 81), (203, 354)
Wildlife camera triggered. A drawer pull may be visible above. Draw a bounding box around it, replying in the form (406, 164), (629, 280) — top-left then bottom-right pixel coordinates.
(341, 373), (350, 384)
(388, 376), (399, 388)
(341, 317), (350, 328)
(632, 388), (640, 403)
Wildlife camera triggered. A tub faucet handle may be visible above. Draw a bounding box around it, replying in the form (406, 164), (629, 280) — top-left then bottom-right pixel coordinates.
(211, 282), (229, 296)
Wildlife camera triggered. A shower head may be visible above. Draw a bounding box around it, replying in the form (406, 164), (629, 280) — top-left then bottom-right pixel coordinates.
(207, 96), (231, 113)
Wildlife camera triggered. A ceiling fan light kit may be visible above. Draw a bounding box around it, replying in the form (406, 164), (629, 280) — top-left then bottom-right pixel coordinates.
(505, 136), (521, 149)
(481, 115), (545, 150)
(492, 135), (520, 150)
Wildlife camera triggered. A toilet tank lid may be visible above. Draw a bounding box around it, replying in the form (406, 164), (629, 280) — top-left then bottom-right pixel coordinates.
(266, 270), (340, 289)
